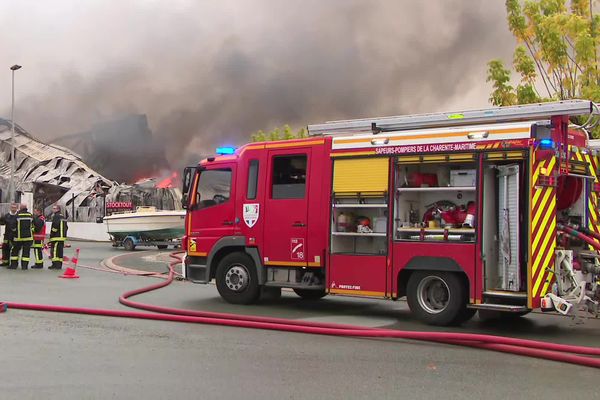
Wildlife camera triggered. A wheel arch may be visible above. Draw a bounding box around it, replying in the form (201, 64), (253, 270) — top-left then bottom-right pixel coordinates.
(206, 236), (264, 283)
(397, 256), (470, 299)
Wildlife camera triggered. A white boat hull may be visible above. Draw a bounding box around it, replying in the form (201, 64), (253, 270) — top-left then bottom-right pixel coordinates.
(104, 210), (185, 241)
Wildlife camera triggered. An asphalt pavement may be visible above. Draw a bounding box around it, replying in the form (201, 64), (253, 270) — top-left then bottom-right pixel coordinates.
(1, 241), (599, 400)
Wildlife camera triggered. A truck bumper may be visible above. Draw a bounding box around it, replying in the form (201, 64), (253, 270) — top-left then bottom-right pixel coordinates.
(184, 256), (210, 283)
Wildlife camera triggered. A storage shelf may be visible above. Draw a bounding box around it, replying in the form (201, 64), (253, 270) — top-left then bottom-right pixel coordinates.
(333, 204), (388, 208)
(397, 186), (475, 192)
(397, 227), (475, 234)
(331, 232), (387, 237)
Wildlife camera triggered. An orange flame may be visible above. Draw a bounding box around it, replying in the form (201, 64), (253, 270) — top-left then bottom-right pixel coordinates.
(156, 171), (178, 189)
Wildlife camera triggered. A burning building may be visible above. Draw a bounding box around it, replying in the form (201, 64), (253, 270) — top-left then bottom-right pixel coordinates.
(0, 118), (181, 220)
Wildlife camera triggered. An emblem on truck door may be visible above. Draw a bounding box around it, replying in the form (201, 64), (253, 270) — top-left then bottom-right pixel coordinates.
(243, 203), (260, 228)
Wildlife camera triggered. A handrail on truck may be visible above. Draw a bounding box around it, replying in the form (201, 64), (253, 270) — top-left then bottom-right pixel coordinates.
(308, 100), (599, 136)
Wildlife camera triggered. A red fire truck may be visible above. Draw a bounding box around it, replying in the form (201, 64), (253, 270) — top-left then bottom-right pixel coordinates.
(181, 100), (600, 326)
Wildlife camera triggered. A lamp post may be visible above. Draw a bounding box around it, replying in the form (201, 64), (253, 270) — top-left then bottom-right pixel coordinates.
(9, 64), (22, 203)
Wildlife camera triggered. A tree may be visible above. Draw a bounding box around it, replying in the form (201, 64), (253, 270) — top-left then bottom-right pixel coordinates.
(250, 124), (308, 142)
(487, 0), (599, 129)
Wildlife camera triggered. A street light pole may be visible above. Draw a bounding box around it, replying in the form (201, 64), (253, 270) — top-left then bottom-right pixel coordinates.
(9, 64), (22, 203)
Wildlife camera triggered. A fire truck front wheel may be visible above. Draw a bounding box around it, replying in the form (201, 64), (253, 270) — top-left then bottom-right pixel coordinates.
(407, 271), (466, 326)
(215, 252), (260, 305)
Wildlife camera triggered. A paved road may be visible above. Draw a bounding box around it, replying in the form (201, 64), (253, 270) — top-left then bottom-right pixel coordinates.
(1, 242), (599, 400)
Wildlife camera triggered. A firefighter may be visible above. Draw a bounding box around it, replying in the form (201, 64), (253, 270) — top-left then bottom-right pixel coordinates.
(49, 205), (68, 270)
(32, 208), (46, 269)
(0, 203), (18, 267)
(9, 203), (34, 270)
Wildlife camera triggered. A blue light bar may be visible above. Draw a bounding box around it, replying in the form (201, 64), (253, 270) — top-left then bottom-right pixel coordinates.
(539, 138), (554, 149)
(216, 147), (236, 155)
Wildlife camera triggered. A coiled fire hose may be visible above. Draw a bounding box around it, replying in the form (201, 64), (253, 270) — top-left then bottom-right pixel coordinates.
(3, 251), (600, 368)
(559, 224), (600, 251)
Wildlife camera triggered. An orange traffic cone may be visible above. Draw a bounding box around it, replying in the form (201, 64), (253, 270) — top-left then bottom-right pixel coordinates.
(59, 248), (80, 279)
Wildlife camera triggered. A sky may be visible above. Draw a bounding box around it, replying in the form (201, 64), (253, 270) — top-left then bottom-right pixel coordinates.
(0, 0), (516, 168)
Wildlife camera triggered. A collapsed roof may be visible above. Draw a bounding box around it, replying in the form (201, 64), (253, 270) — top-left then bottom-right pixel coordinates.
(0, 118), (113, 207)
(0, 119), (181, 214)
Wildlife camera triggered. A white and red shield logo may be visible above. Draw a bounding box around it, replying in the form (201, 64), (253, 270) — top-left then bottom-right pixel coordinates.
(243, 203), (260, 228)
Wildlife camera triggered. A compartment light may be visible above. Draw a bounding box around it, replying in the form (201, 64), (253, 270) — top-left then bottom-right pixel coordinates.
(216, 147), (236, 155)
(467, 131), (489, 139)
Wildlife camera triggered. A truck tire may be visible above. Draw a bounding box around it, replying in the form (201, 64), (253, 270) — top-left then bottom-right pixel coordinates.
(453, 308), (477, 324)
(293, 288), (327, 300)
(123, 238), (136, 251)
(216, 252), (260, 305)
(407, 271), (466, 326)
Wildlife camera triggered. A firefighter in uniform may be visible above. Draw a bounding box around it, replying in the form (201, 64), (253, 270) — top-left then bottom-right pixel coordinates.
(0, 203), (18, 267)
(49, 205), (68, 270)
(32, 208), (46, 269)
(9, 204), (34, 270)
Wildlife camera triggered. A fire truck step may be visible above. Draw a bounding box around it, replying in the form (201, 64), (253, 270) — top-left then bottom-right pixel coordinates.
(264, 282), (325, 290)
(467, 304), (529, 312)
(483, 290), (527, 299)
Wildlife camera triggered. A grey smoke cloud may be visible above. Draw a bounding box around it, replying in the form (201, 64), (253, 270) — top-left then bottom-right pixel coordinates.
(0, 0), (514, 169)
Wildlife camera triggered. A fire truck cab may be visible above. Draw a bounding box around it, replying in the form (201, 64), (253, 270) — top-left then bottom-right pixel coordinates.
(182, 100), (600, 326)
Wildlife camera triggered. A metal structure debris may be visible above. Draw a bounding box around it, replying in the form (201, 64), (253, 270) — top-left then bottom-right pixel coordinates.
(0, 118), (181, 221)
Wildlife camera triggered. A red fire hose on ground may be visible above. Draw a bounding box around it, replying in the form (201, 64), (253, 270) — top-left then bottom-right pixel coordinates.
(2, 252), (600, 368)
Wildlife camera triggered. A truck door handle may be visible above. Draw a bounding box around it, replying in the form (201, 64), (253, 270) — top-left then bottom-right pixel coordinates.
(292, 222), (306, 227)
(223, 220), (235, 226)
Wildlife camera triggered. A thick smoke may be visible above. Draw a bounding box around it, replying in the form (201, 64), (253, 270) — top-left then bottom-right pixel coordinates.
(0, 0), (514, 170)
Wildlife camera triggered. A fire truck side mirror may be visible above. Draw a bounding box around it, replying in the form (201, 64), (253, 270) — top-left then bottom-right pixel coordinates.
(182, 167), (195, 209)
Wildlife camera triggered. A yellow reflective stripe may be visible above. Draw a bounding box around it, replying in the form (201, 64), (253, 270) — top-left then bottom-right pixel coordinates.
(540, 272), (554, 296)
(532, 219), (556, 279)
(533, 247), (554, 295)
(532, 189), (553, 234)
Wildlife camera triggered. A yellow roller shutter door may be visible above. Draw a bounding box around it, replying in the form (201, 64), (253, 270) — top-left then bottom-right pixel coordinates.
(333, 158), (389, 193)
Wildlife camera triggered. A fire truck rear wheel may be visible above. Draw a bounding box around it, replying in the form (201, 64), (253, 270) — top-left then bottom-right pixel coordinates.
(293, 288), (327, 300)
(407, 271), (466, 326)
(215, 252), (260, 305)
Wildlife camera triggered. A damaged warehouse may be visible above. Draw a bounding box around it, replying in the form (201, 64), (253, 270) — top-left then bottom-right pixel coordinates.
(0, 118), (181, 221)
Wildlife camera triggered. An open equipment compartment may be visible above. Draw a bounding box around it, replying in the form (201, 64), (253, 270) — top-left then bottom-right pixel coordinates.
(394, 154), (478, 243)
(481, 154), (528, 293)
(330, 157), (390, 255)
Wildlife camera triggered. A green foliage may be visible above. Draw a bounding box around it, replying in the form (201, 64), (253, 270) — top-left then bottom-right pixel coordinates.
(487, 59), (518, 105)
(488, 0), (600, 135)
(250, 125), (309, 142)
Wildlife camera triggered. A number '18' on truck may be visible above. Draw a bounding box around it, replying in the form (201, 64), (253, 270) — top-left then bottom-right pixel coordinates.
(181, 100), (600, 326)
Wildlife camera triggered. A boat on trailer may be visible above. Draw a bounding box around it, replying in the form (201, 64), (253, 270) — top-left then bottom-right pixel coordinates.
(104, 206), (185, 250)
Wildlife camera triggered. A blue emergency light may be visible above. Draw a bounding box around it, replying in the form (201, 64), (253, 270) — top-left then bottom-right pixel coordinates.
(216, 147), (236, 155)
(539, 138), (554, 149)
